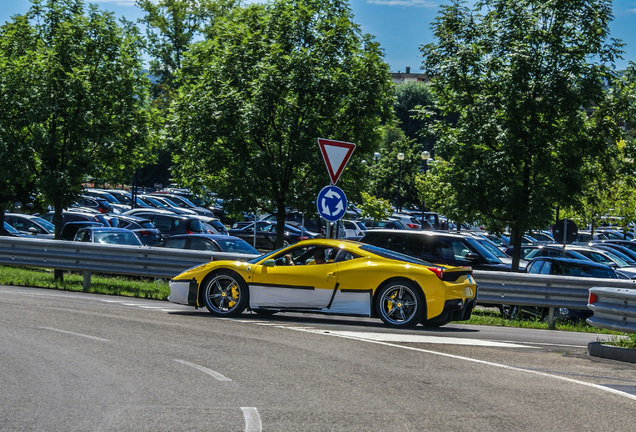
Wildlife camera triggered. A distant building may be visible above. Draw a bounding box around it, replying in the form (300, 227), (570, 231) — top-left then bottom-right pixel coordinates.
(390, 66), (430, 85)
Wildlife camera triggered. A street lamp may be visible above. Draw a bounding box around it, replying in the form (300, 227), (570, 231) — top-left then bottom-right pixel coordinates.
(397, 152), (405, 212)
(373, 152), (381, 163)
(420, 151), (430, 230)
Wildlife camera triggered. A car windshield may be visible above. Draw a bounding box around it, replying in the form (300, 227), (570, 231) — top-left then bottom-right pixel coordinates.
(359, 244), (433, 266)
(94, 231), (141, 245)
(462, 237), (503, 263)
(475, 237), (507, 258)
(4, 222), (20, 234)
(215, 238), (259, 254)
(32, 217), (55, 232)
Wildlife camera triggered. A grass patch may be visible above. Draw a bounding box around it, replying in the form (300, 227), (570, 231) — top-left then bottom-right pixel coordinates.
(465, 307), (622, 334)
(607, 333), (636, 349)
(0, 265), (169, 299)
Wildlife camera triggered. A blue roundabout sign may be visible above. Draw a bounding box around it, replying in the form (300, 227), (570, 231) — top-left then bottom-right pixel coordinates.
(317, 185), (347, 222)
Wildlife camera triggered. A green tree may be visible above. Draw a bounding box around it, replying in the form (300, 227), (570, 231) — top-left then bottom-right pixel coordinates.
(170, 0), (393, 246)
(394, 81), (435, 142)
(0, 0), (155, 237)
(420, 0), (632, 269)
(369, 125), (428, 211)
(135, 0), (236, 188)
(0, 15), (40, 233)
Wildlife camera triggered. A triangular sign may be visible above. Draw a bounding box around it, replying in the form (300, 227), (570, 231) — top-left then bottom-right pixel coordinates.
(317, 138), (356, 185)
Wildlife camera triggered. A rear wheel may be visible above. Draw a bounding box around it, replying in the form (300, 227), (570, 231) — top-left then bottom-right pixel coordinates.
(375, 280), (424, 328)
(202, 270), (248, 317)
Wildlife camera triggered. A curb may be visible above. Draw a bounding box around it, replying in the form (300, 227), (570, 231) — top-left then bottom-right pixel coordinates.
(588, 342), (636, 364)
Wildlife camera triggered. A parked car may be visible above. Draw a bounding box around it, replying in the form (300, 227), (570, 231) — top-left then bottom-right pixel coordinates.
(4, 213), (55, 238)
(465, 232), (528, 270)
(74, 226), (143, 246)
(105, 214), (162, 246)
(139, 194), (198, 215)
(229, 220), (315, 250)
(360, 229), (513, 271)
(161, 234), (260, 256)
(342, 220), (367, 237)
(149, 192), (214, 217)
(103, 189), (153, 209)
(525, 244), (636, 279)
(260, 212), (322, 236)
(83, 189), (131, 212)
(524, 256), (621, 319)
(122, 208), (206, 240)
(60, 221), (104, 241)
(390, 213), (422, 230)
(41, 210), (109, 228)
(361, 219), (406, 230)
(168, 239), (477, 328)
(189, 215), (228, 235)
(71, 195), (114, 214)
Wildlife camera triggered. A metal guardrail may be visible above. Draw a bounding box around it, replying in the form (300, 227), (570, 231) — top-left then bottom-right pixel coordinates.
(587, 287), (636, 333)
(473, 270), (636, 328)
(1, 237), (635, 330)
(0, 237), (259, 289)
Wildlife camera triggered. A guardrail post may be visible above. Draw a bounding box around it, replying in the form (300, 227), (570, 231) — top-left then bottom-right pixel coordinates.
(83, 271), (92, 291)
(547, 307), (555, 329)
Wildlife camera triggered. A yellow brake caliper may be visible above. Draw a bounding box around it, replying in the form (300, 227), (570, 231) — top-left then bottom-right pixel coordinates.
(228, 282), (239, 307)
(387, 290), (398, 313)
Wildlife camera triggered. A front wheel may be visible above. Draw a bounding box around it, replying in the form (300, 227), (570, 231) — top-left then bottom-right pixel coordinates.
(202, 270), (248, 317)
(375, 280), (425, 328)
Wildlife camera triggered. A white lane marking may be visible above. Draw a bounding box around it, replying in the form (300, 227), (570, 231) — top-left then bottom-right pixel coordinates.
(241, 407), (262, 432)
(173, 359), (232, 382)
(39, 327), (110, 342)
(296, 328), (636, 402)
(292, 329), (535, 348)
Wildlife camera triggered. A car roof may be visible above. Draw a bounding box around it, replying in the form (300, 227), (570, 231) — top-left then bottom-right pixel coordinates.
(530, 256), (613, 268)
(77, 227), (132, 232)
(362, 229), (466, 239)
(166, 234), (243, 241)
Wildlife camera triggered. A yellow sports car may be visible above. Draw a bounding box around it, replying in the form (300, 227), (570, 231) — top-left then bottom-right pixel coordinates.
(168, 239), (477, 328)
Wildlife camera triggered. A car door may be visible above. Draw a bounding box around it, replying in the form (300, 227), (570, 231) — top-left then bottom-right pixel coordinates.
(249, 245), (338, 309)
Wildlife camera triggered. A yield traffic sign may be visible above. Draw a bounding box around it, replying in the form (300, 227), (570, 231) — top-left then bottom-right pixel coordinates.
(317, 138), (356, 185)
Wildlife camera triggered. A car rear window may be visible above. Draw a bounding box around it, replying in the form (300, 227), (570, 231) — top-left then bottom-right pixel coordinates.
(359, 244), (431, 266)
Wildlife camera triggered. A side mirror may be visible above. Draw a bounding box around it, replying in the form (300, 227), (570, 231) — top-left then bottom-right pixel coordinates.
(465, 252), (481, 262)
(28, 227), (38, 235)
(263, 259), (276, 267)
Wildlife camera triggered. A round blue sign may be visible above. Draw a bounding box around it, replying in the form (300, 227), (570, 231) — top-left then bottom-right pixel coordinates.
(317, 185), (347, 222)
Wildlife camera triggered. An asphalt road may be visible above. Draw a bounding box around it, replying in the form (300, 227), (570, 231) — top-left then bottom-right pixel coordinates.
(1, 285), (635, 431)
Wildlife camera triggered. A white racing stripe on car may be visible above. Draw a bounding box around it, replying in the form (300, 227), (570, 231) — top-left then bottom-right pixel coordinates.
(287, 328), (534, 348)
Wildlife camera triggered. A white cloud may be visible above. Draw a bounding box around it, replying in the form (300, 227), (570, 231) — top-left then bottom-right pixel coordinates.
(366, 0), (439, 7)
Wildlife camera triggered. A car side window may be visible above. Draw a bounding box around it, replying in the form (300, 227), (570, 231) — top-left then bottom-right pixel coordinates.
(190, 238), (219, 252)
(164, 238), (187, 249)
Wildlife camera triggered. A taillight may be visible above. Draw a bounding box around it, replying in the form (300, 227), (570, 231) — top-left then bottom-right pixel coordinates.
(407, 223), (419, 229)
(186, 230), (193, 234)
(588, 292), (598, 304)
(427, 266), (444, 280)
(138, 230), (152, 236)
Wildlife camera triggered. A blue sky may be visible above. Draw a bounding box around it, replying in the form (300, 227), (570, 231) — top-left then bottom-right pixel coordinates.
(1, 0), (635, 72)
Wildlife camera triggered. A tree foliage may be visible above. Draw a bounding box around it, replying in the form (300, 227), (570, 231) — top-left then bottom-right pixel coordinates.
(419, 0), (633, 268)
(0, 0), (155, 236)
(170, 0), (393, 246)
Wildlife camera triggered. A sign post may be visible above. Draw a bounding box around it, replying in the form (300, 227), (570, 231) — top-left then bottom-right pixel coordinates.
(317, 138), (356, 237)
